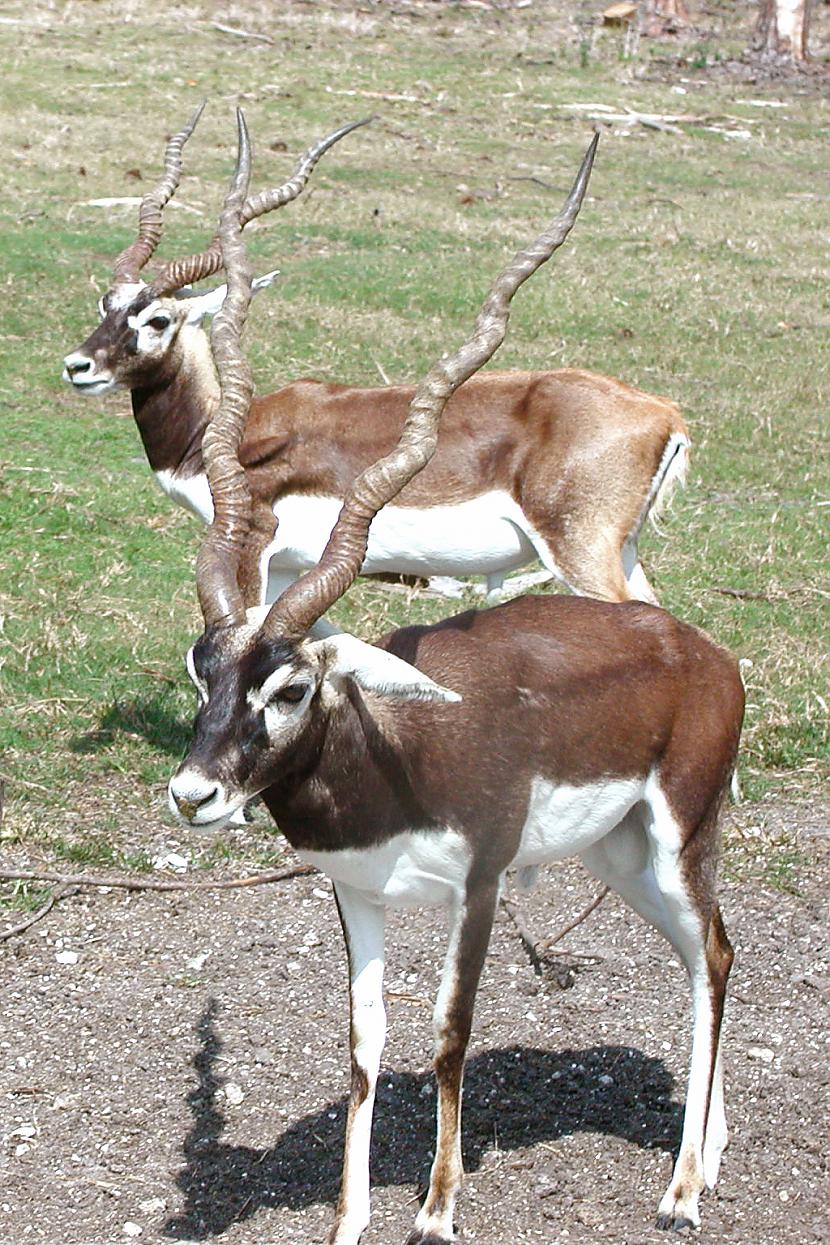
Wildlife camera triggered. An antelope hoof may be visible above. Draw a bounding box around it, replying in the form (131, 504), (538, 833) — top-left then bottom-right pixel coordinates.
(404, 1233), (454, 1245)
(655, 1185), (702, 1232)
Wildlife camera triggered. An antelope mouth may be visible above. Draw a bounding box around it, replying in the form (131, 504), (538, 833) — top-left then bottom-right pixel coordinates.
(63, 372), (117, 395)
(167, 783), (247, 833)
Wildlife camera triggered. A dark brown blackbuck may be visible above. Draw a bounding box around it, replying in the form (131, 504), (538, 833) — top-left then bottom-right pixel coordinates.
(169, 115), (743, 1244)
(63, 107), (689, 606)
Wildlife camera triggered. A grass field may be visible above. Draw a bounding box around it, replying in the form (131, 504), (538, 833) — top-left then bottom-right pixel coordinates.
(0, 0), (827, 886)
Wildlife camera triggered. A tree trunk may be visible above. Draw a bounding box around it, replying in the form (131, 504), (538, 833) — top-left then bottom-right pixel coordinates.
(753, 0), (811, 60)
(640, 0), (690, 37)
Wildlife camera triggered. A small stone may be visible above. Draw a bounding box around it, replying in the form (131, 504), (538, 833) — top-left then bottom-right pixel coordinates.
(123, 1223), (143, 1238)
(152, 852), (188, 873)
(55, 950), (79, 965)
(747, 1046), (775, 1064)
(224, 1083), (244, 1106)
(138, 1197), (166, 1215)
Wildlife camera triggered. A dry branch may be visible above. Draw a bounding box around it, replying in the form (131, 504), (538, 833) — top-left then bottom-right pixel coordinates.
(0, 863), (316, 894)
(501, 884), (610, 973)
(210, 20), (275, 44)
(0, 884), (75, 943)
(537, 886), (610, 951)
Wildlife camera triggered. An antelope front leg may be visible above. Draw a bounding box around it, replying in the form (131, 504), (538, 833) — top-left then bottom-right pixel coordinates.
(407, 880), (499, 1245)
(329, 882), (387, 1245)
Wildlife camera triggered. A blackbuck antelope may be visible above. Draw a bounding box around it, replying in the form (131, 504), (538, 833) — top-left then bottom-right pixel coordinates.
(169, 116), (744, 1244)
(63, 108), (689, 606)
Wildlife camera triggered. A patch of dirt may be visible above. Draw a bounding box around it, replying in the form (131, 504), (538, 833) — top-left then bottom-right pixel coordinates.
(1, 803), (827, 1245)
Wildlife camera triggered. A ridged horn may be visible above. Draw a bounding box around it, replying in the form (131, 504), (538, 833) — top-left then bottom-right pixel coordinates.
(150, 116), (372, 297)
(263, 133), (600, 640)
(112, 102), (205, 285)
(195, 109), (254, 628)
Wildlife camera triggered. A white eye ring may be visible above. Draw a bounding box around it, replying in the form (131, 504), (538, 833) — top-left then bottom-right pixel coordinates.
(185, 649), (209, 705)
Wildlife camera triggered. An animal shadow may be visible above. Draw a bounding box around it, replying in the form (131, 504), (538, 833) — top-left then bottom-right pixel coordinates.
(71, 692), (191, 758)
(164, 999), (682, 1239)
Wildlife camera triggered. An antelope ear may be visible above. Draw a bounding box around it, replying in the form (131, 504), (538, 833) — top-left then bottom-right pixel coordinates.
(178, 269), (281, 325)
(312, 634), (461, 703)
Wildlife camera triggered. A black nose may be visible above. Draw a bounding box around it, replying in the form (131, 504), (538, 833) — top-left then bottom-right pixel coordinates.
(173, 788), (218, 819)
(66, 358), (92, 377)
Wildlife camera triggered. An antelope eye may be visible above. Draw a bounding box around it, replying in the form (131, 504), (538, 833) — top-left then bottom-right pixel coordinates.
(275, 683), (308, 705)
(147, 315), (170, 331)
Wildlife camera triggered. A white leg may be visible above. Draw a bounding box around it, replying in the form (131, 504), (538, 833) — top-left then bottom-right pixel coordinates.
(266, 568), (342, 637)
(625, 560), (659, 604)
(621, 537), (659, 605)
(485, 570), (506, 596)
(329, 883), (386, 1245)
(581, 798), (732, 1232)
(702, 1044), (728, 1188)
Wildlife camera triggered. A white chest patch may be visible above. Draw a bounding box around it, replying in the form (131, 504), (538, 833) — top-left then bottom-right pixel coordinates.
(515, 775), (645, 867)
(154, 470), (215, 523)
(297, 827), (472, 909)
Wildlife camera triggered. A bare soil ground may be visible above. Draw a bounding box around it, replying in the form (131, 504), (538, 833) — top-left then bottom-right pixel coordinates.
(2, 801), (827, 1245)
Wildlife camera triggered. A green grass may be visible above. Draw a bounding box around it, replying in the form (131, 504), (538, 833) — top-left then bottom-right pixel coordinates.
(0, 1), (828, 886)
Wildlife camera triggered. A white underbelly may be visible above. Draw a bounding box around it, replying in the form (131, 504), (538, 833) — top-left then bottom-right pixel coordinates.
(267, 492), (534, 578)
(296, 777), (644, 910)
(153, 475), (536, 580)
(515, 775), (645, 866)
(298, 827), (472, 909)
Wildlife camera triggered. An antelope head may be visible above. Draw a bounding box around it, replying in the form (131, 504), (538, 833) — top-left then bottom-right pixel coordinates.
(62, 105), (369, 396)
(169, 116), (598, 832)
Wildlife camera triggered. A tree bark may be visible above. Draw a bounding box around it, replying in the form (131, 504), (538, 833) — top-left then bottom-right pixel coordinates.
(640, 0), (690, 37)
(753, 0), (811, 60)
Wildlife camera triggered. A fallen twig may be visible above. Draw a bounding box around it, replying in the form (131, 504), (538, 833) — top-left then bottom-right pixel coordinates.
(710, 585), (773, 601)
(210, 20), (275, 44)
(508, 175), (559, 190)
(68, 198), (204, 220)
(325, 85), (429, 106)
(557, 103), (754, 139)
(137, 666), (177, 686)
(0, 772), (50, 793)
(373, 357), (391, 386)
(501, 897), (544, 974)
(0, 884), (75, 943)
(385, 989), (431, 1008)
(501, 885), (609, 974)
(0, 863), (316, 894)
(537, 886), (610, 951)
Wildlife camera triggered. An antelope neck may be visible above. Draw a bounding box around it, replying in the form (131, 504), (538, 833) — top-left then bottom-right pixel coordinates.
(131, 336), (218, 476)
(260, 682), (450, 856)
